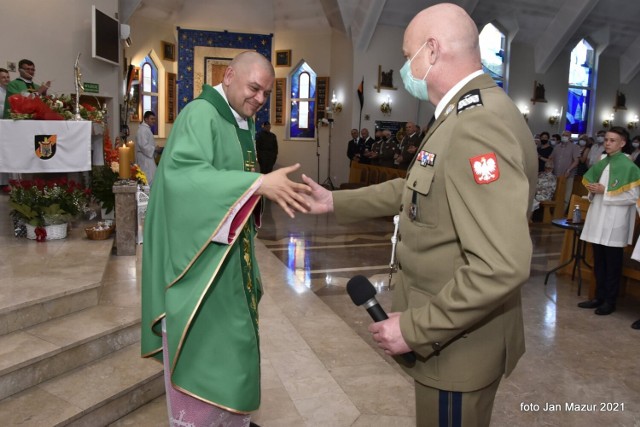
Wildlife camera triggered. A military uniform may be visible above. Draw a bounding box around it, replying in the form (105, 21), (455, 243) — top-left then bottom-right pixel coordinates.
(333, 74), (537, 424)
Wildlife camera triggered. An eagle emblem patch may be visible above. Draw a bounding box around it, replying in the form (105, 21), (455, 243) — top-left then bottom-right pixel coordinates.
(470, 152), (499, 184)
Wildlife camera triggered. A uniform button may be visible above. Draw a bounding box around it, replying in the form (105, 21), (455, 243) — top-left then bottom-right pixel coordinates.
(432, 342), (442, 355)
(413, 181), (417, 186)
(399, 204), (403, 212)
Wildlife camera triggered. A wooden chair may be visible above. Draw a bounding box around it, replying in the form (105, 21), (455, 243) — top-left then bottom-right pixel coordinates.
(540, 175), (567, 224)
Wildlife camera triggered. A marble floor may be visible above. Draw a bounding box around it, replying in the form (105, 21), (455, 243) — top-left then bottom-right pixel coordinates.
(255, 201), (640, 427)
(2, 194), (640, 426)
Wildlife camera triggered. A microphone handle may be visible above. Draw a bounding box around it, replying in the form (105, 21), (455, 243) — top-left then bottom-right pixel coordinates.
(366, 304), (388, 322)
(366, 304), (417, 364)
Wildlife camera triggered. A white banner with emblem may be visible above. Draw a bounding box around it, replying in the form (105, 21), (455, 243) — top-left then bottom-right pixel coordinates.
(0, 120), (91, 172)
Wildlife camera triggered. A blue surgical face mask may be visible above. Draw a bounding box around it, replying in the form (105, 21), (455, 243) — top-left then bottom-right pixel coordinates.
(400, 42), (433, 101)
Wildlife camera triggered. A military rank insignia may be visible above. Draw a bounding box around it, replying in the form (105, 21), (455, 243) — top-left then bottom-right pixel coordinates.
(457, 89), (483, 114)
(416, 150), (436, 167)
(35, 134), (57, 160)
(469, 152), (499, 184)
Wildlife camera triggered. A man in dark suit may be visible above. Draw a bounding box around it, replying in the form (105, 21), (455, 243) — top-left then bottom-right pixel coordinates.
(346, 128), (363, 165)
(359, 128), (375, 164)
(301, 3), (537, 425)
(256, 121), (278, 174)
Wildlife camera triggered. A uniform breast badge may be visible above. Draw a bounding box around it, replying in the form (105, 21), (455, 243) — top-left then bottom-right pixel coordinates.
(416, 150), (436, 167)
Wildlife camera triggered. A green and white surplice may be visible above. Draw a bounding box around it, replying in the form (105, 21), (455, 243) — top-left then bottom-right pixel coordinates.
(141, 84), (264, 413)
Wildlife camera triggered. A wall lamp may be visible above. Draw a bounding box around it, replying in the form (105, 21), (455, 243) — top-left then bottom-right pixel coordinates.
(380, 96), (392, 116)
(520, 105), (529, 122)
(331, 91), (342, 114)
(628, 114), (638, 129)
(602, 113), (614, 128)
(548, 109), (560, 125)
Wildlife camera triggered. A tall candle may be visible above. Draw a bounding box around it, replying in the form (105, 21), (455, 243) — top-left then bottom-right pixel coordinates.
(118, 146), (131, 179)
(127, 140), (136, 163)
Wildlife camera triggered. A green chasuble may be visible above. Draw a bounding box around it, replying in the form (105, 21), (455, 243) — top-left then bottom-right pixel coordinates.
(3, 79), (39, 118)
(141, 84), (264, 413)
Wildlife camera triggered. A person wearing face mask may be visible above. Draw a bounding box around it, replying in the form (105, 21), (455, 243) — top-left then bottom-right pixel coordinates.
(299, 3), (537, 425)
(550, 130), (582, 209)
(588, 130), (607, 167)
(576, 134), (592, 176)
(537, 131), (553, 172)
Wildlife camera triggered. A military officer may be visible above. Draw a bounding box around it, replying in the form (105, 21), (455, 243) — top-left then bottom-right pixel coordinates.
(302, 3), (537, 426)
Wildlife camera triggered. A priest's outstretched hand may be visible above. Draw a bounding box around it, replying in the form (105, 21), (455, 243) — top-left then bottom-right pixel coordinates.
(257, 163), (311, 218)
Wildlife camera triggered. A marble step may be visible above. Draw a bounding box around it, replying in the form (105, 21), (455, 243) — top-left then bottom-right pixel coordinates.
(0, 342), (164, 427)
(109, 394), (169, 426)
(0, 232), (114, 335)
(0, 305), (140, 401)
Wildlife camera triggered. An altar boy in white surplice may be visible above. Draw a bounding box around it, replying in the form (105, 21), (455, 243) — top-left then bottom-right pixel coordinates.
(578, 127), (640, 316)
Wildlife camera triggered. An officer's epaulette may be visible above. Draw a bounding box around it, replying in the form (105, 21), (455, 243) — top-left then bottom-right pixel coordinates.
(456, 89), (483, 114)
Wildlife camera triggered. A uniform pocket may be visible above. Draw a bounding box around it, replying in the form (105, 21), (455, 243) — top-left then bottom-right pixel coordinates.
(404, 166), (437, 226)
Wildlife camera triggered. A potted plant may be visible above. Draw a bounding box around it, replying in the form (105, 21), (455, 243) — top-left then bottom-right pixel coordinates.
(5, 177), (90, 241)
(91, 164), (118, 216)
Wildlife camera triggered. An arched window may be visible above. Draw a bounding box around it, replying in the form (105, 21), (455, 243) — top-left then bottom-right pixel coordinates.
(566, 39), (594, 134)
(288, 60), (317, 139)
(140, 55), (158, 134)
(479, 23), (505, 88)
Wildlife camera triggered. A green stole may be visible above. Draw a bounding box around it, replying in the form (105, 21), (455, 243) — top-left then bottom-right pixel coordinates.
(582, 151), (640, 195)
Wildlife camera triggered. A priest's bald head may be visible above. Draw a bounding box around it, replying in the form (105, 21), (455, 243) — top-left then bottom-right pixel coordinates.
(223, 51), (275, 119)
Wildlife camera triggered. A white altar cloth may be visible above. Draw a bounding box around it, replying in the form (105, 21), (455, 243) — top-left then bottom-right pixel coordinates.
(0, 120), (91, 172)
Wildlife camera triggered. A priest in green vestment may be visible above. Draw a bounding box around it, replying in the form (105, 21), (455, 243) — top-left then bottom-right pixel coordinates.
(3, 59), (49, 118)
(141, 51), (310, 422)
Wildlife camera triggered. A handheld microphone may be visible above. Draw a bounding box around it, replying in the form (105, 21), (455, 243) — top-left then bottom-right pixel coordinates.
(346, 275), (416, 364)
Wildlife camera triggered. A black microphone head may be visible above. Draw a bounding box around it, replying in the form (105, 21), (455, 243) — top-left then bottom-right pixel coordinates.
(346, 275), (377, 306)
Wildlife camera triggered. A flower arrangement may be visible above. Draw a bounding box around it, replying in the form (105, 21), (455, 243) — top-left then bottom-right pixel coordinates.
(91, 128), (119, 214)
(5, 178), (90, 228)
(8, 93), (105, 123)
(131, 164), (148, 186)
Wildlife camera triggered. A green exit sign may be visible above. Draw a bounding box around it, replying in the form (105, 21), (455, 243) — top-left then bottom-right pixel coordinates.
(84, 82), (99, 93)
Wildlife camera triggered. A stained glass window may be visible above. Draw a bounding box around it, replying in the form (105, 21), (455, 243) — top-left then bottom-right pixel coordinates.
(479, 23), (505, 88)
(141, 55), (158, 134)
(566, 40), (594, 134)
(289, 60), (316, 139)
